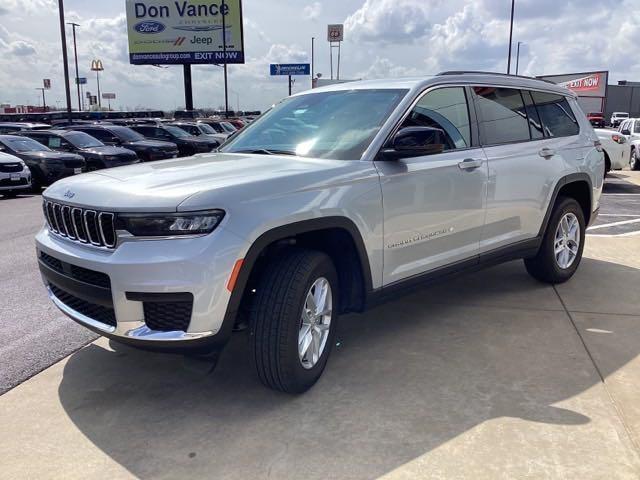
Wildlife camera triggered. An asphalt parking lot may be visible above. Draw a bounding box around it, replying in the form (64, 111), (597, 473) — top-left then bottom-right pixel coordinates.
(1, 172), (640, 478)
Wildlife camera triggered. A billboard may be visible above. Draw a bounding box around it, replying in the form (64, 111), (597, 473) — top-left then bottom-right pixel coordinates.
(538, 71), (608, 98)
(43, 79), (51, 89)
(125, 0), (245, 65)
(327, 24), (344, 42)
(270, 64), (310, 76)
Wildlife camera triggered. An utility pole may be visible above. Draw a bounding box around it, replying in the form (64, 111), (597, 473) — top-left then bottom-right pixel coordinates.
(57, 0), (73, 121)
(67, 22), (81, 112)
(515, 41), (523, 75)
(35, 88), (47, 111)
(311, 37), (315, 89)
(222, 0), (229, 116)
(507, 0), (515, 74)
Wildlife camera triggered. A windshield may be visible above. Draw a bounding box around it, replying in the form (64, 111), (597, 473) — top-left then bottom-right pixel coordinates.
(220, 121), (236, 133)
(108, 126), (145, 142)
(165, 125), (191, 138)
(64, 131), (104, 148)
(198, 123), (216, 134)
(1, 136), (50, 152)
(616, 113), (629, 118)
(221, 89), (408, 160)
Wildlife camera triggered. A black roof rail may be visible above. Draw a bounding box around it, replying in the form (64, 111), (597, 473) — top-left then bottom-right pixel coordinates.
(436, 70), (557, 85)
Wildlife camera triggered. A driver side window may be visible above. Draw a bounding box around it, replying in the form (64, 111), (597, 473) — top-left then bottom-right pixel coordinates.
(399, 87), (471, 151)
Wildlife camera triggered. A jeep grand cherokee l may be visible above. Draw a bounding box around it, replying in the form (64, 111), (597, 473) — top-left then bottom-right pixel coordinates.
(36, 72), (603, 393)
(0, 135), (85, 191)
(65, 125), (179, 162)
(22, 130), (139, 171)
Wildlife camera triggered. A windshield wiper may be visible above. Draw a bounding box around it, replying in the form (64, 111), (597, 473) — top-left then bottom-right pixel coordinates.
(231, 148), (296, 156)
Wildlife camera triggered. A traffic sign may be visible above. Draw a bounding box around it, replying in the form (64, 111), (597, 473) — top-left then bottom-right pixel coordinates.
(43, 79), (51, 89)
(102, 93), (116, 99)
(327, 24), (344, 42)
(270, 64), (310, 76)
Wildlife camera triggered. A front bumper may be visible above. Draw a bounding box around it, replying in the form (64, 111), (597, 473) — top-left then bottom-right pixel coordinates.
(36, 225), (249, 353)
(0, 170), (31, 191)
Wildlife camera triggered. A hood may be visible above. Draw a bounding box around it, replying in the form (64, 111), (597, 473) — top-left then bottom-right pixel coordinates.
(42, 152), (358, 212)
(126, 140), (177, 149)
(0, 151), (23, 163)
(80, 146), (136, 156)
(19, 150), (84, 161)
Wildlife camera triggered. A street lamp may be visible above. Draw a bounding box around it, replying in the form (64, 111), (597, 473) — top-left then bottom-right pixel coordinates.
(507, 0), (515, 74)
(515, 41), (524, 76)
(91, 59), (104, 109)
(67, 22), (81, 111)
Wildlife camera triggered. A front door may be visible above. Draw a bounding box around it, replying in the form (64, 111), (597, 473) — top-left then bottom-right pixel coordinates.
(374, 86), (488, 286)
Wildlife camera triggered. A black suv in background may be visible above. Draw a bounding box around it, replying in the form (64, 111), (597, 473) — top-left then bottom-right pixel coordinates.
(0, 135), (85, 191)
(21, 130), (139, 171)
(66, 125), (179, 162)
(129, 124), (218, 157)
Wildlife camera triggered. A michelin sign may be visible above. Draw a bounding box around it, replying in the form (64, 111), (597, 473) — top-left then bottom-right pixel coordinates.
(126, 0), (244, 65)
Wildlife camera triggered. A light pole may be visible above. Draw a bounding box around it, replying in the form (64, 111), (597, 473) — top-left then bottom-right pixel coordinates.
(311, 36), (315, 89)
(507, 0), (515, 74)
(515, 41), (523, 75)
(91, 59), (104, 109)
(57, 0), (73, 121)
(67, 22), (81, 111)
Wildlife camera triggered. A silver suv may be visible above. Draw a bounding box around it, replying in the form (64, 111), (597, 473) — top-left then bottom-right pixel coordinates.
(36, 72), (603, 393)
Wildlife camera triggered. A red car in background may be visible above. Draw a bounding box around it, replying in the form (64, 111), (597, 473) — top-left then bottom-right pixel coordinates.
(587, 112), (605, 128)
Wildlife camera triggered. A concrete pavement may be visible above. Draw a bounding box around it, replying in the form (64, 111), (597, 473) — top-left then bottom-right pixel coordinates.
(1, 251), (640, 478)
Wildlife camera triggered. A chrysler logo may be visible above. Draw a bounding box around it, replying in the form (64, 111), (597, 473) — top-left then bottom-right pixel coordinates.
(63, 190), (75, 199)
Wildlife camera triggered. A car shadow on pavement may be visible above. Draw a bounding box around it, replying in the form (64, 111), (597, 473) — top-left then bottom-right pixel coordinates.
(56, 258), (640, 479)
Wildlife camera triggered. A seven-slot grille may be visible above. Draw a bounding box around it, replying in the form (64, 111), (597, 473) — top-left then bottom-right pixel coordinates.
(43, 200), (116, 248)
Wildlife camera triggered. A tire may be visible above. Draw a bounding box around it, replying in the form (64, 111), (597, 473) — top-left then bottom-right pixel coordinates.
(1, 191), (17, 198)
(631, 149), (640, 171)
(524, 197), (585, 284)
(249, 248), (339, 393)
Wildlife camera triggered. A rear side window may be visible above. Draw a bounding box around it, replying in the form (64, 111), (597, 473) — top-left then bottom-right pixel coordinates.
(530, 91), (579, 137)
(473, 87), (530, 145)
(521, 91), (544, 140)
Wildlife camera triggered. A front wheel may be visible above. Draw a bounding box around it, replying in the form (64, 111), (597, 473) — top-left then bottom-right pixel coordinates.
(524, 197), (585, 284)
(249, 248), (338, 393)
(630, 149), (640, 171)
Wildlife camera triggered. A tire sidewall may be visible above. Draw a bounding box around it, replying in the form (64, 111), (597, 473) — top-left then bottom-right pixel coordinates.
(545, 198), (586, 280)
(284, 256), (339, 390)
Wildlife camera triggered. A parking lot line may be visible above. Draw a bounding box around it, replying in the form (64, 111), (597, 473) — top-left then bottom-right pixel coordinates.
(588, 218), (640, 231)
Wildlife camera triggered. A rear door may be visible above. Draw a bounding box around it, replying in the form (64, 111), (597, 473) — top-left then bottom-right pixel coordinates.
(474, 87), (580, 252)
(375, 86), (488, 285)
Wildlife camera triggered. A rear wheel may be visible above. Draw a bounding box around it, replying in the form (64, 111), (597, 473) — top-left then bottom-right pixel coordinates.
(524, 197), (585, 284)
(249, 248), (338, 393)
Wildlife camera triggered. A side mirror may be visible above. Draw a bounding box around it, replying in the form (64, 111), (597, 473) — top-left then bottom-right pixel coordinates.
(621, 129), (631, 136)
(382, 126), (447, 159)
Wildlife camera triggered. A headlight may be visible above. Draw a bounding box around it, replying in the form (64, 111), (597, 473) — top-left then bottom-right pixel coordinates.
(611, 134), (626, 144)
(116, 210), (225, 237)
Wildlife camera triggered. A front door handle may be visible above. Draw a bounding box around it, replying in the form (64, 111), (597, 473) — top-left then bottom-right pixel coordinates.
(458, 158), (483, 170)
(539, 147), (556, 158)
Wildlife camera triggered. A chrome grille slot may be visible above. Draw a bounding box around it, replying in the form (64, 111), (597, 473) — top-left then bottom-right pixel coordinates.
(71, 208), (87, 242)
(42, 200), (116, 249)
(52, 204), (65, 236)
(61, 206), (75, 239)
(84, 210), (100, 245)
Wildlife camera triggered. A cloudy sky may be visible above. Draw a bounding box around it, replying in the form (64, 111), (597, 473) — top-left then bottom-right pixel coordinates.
(1, 0), (639, 112)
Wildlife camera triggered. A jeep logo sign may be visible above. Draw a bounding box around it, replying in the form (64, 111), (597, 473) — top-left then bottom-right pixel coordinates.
(134, 20), (166, 34)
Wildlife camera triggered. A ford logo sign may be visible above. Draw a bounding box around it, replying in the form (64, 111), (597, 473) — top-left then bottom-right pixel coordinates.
(134, 21), (166, 34)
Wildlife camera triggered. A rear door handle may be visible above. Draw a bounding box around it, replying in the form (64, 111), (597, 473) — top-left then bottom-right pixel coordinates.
(538, 147), (556, 158)
(458, 158), (483, 170)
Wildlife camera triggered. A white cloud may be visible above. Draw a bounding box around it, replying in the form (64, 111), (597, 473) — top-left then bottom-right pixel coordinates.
(303, 2), (322, 21)
(344, 0), (441, 44)
(8, 40), (36, 56)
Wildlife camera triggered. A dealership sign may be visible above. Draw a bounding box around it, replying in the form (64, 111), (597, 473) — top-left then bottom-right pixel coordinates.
(270, 64), (310, 76)
(538, 71), (608, 98)
(125, 0), (245, 65)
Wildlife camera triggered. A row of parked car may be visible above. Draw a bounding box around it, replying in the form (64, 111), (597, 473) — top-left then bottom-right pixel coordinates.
(594, 117), (640, 174)
(0, 117), (248, 197)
